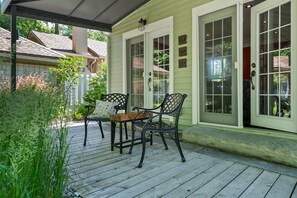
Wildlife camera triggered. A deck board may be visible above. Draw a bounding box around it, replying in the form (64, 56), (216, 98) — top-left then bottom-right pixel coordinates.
(67, 123), (297, 198)
(265, 175), (297, 198)
(214, 167), (263, 198)
(187, 163), (248, 198)
(239, 171), (280, 198)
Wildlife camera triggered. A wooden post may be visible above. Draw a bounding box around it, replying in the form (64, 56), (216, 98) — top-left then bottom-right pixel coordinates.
(10, 4), (17, 91)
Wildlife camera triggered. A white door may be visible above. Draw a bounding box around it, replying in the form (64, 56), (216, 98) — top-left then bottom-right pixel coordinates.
(148, 29), (171, 108)
(128, 28), (171, 109)
(251, 0), (296, 132)
(199, 6), (238, 126)
(127, 36), (145, 108)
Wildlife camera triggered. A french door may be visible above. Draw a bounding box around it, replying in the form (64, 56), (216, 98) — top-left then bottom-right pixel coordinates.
(127, 28), (171, 109)
(251, 0), (296, 132)
(199, 6), (238, 126)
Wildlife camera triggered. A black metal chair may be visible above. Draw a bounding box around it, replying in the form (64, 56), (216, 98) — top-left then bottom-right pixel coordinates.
(129, 93), (187, 168)
(84, 93), (129, 146)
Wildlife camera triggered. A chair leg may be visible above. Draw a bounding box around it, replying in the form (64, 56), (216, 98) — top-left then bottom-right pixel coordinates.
(159, 132), (168, 150)
(84, 119), (88, 146)
(138, 130), (147, 168)
(129, 126), (135, 154)
(98, 121), (105, 138)
(174, 129), (186, 162)
(124, 122), (128, 140)
(150, 131), (153, 146)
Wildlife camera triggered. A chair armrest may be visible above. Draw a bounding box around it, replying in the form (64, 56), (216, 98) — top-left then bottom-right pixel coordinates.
(132, 106), (160, 113)
(85, 104), (95, 109)
(84, 104), (95, 116)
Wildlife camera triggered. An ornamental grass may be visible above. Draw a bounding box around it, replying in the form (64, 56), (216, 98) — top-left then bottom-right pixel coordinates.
(0, 73), (69, 197)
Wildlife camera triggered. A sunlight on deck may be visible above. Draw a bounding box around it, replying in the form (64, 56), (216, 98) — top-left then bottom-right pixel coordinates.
(67, 123), (297, 198)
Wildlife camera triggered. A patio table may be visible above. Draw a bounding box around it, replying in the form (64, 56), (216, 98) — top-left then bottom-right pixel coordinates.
(110, 112), (152, 154)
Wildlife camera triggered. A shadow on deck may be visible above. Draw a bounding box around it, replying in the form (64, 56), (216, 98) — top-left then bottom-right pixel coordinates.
(67, 122), (297, 198)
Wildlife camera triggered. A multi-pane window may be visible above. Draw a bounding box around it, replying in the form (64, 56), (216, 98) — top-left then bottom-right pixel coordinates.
(130, 41), (144, 107)
(258, 2), (291, 118)
(153, 35), (170, 107)
(204, 17), (232, 114)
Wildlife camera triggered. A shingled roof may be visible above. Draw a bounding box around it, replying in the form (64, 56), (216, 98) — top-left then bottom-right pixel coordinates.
(88, 39), (107, 58)
(30, 30), (107, 58)
(0, 27), (65, 59)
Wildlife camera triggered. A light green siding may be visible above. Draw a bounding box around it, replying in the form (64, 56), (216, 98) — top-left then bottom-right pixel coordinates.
(111, 0), (212, 126)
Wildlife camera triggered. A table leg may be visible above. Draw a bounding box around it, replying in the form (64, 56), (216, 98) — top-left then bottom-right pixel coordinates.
(111, 122), (115, 151)
(128, 125), (135, 154)
(120, 122), (123, 154)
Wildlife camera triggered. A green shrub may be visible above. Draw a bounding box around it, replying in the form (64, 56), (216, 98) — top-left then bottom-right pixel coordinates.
(0, 74), (69, 197)
(83, 62), (107, 105)
(72, 103), (88, 120)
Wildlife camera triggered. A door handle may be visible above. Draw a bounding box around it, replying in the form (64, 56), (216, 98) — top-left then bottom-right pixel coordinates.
(250, 70), (256, 90)
(148, 77), (152, 91)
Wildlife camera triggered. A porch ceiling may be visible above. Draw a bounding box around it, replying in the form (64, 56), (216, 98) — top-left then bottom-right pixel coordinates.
(1, 0), (151, 32)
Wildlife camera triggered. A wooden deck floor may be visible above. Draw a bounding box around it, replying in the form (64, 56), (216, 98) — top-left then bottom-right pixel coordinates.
(67, 123), (297, 198)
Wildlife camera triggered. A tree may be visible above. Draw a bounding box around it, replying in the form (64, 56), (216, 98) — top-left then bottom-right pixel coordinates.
(88, 29), (107, 42)
(0, 3), (53, 37)
(49, 56), (84, 88)
(59, 24), (72, 37)
(83, 62), (107, 104)
(0, 3), (106, 41)
(59, 25), (107, 42)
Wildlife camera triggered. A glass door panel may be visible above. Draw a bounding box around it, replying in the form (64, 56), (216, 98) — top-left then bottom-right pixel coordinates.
(153, 35), (170, 107)
(128, 37), (144, 108)
(257, 2), (291, 118)
(251, 0), (296, 132)
(199, 6), (238, 126)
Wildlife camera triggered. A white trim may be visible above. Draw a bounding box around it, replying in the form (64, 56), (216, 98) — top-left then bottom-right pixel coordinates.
(198, 122), (244, 129)
(60, 51), (97, 59)
(192, 0), (242, 127)
(292, 0), (297, 124)
(192, 0), (238, 16)
(106, 33), (111, 94)
(237, 2), (244, 128)
(0, 53), (60, 64)
(122, 37), (128, 94)
(122, 16), (174, 40)
(122, 16), (174, 99)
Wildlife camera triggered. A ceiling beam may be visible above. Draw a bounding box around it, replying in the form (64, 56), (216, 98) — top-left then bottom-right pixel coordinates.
(4, 5), (112, 32)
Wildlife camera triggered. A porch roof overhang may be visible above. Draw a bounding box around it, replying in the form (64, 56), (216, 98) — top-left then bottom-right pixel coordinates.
(2, 0), (151, 91)
(1, 0), (151, 32)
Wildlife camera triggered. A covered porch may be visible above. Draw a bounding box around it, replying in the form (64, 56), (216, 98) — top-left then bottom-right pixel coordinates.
(68, 123), (297, 197)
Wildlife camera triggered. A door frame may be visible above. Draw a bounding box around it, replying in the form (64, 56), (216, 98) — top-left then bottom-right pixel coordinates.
(250, 0), (297, 132)
(192, 0), (243, 128)
(122, 16), (174, 107)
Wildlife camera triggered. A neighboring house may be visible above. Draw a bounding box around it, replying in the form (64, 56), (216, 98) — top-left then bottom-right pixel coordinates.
(0, 27), (65, 80)
(28, 29), (107, 74)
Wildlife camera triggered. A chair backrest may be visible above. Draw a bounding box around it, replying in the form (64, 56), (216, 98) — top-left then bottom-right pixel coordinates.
(100, 93), (129, 113)
(160, 93), (187, 124)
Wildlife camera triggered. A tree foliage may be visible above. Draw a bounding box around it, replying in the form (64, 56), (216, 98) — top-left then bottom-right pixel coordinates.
(0, 4), (53, 37)
(88, 29), (107, 42)
(0, 3), (106, 41)
(59, 25), (107, 41)
(83, 62), (107, 104)
(49, 56), (84, 86)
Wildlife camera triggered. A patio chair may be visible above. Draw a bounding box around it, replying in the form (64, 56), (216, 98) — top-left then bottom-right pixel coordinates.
(84, 93), (129, 146)
(130, 93), (187, 168)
